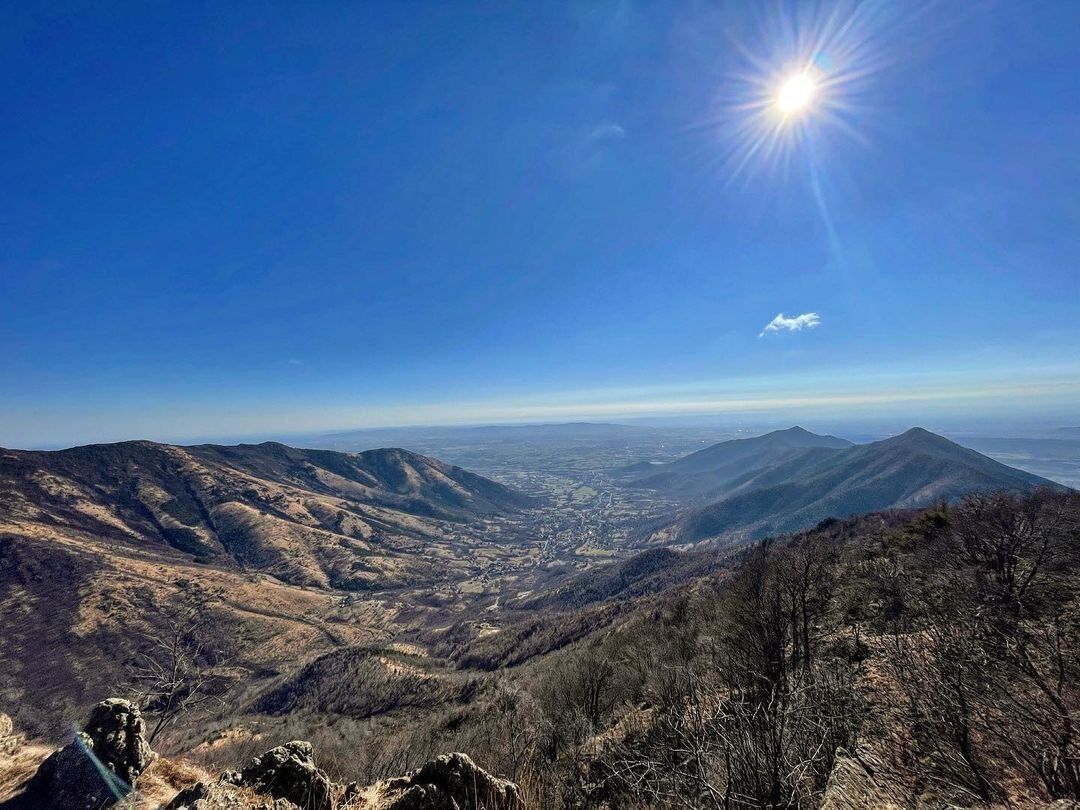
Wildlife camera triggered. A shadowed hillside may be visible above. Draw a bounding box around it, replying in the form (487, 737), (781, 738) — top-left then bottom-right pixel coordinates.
(643, 427), (1060, 545)
(0, 440), (533, 589)
(0, 440), (536, 739)
(622, 426), (853, 499)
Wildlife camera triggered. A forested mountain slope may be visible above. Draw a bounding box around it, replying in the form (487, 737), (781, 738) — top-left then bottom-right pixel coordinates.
(653, 427), (1059, 544)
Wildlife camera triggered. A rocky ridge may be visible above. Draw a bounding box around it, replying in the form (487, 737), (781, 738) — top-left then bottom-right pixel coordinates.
(0, 699), (522, 810)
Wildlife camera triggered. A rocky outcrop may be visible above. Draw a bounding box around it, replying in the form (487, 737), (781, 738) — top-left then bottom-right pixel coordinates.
(2, 699), (523, 810)
(171, 746), (522, 810)
(4, 698), (155, 809)
(169, 741), (332, 810)
(380, 752), (523, 810)
(820, 747), (909, 810)
(235, 741), (334, 810)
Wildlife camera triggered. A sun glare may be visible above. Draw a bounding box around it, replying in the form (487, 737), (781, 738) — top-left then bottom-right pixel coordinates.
(714, 0), (896, 181)
(776, 72), (817, 116)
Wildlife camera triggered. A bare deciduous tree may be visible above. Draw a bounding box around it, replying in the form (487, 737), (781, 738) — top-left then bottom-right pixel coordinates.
(125, 584), (229, 745)
(953, 489), (1079, 611)
(603, 540), (861, 809)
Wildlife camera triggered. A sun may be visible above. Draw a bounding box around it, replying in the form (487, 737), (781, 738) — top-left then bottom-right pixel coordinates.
(775, 72), (817, 116)
(716, 1), (889, 180)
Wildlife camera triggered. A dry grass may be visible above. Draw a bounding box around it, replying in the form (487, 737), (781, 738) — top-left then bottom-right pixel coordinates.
(128, 756), (213, 808)
(0, 739), (50, 802)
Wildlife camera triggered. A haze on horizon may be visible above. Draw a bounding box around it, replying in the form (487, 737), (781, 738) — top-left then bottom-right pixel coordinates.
(2, 2), (1078, 449)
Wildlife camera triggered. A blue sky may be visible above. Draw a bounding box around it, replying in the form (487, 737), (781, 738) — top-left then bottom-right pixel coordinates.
(2, 1), (1079, 447)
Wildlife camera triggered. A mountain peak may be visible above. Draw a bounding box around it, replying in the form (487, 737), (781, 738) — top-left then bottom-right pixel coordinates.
(901, 426), (934, 437)
(886, 427), (952, 448)
(870, 428), (974, 458)
(764, 426), (851, 447)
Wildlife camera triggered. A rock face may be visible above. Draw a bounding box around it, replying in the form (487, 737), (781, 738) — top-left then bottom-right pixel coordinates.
(382, 752), (523, 810)
(820, 747), (909, 810)
(168, 741), (332, 810)
(236, 741), (334, 810)
(5, 698), (154, 809)
(78, 698), (155, 787)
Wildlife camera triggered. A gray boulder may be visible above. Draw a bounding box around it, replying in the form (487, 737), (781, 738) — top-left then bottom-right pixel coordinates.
(237, 740), (333, 810)
(384, 752), (523, 810)
(4, 698), (155, 809)
(168, 740), (332, 810)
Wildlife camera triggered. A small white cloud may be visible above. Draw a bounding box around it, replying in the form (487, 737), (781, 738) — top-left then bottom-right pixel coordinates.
(759, 312), (821, 337)
(587, 122), (626, 142)
(288, 359), (303, 365)
(552, 121), (627, 178)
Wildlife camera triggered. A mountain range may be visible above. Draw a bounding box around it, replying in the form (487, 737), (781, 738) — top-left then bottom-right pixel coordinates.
(0, 421), (1074, 810)
(0, 439), (540, 736)
(631, 426), (1060, 544)
(0, 427), (1066, 740)
(0, 440), (532, 591)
